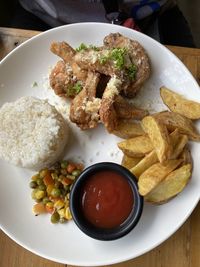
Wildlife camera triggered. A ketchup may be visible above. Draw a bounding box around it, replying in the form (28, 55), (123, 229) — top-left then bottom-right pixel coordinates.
(81, 170), (134, 229)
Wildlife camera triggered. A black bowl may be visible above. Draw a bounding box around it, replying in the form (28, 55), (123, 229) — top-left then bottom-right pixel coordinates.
(70, 162), (143, 241)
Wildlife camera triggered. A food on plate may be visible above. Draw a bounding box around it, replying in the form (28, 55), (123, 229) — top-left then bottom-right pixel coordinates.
(70, 71), (101, 130)
(142, 116), (172, 163)
(153, 111), (200, 141)
(0, 96), (68, 170)
(169, 130), (188, 159)
(145, 164), (192, 204)
(121, 155), (143, 169)
(31, 160), (84, 223)
(50, 42), (87, 98)
(138, 159), (183, 196)
(118, 135), (154, 157)
(50, 33), (150, 132)
(112, 119), (145, 139)
(179, 147), (193, 166)
(160, 87), (200, 119)
(49, 60), (83, 98)
(75, 33), (150, 97)
(113, 95), (149, 120)
(119, 96), (196, 203)
(131, 150), (158, 178)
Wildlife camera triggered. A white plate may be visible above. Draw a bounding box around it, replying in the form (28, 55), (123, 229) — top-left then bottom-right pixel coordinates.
(0, 23), (200, 266)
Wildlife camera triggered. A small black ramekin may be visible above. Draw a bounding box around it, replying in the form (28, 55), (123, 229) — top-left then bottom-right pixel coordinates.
(70, 162), (143, 241)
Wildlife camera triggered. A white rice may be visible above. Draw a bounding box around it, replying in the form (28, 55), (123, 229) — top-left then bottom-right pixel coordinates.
(0, 96), (69, 170)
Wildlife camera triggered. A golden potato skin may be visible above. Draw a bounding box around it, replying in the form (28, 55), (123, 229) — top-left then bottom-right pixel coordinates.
(145, 164), (192, 204)
(160, 87), (200, 120)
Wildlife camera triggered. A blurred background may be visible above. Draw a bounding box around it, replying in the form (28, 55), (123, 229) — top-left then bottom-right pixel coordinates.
(0, 0), (200, 48)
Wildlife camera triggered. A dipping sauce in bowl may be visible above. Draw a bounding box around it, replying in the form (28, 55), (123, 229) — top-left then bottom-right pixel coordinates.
(70, 162), (143, 241)
(81, 170), (134, 229)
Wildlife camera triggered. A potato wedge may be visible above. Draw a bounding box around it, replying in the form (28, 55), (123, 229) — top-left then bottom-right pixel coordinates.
(145, 164), (192, 204)
(113, 120), (145, 139)
(160, 87), (200, 119)
(154, 111), (200, 141)
(170, 129), (188, 159)
(117, 135), (153, 157)
(121, 154), (142, 169)
(179, 147), (193, 166)
(138, 159), (182, 196)
(142, 115), (172, 162)
(131, 150), (158, 178)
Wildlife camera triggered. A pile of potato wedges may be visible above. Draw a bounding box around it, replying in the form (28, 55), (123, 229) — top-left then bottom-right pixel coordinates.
(116, 87), (200, 204)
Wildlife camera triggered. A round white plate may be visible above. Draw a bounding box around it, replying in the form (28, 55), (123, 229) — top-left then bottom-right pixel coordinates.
(0, 23), (200, 266)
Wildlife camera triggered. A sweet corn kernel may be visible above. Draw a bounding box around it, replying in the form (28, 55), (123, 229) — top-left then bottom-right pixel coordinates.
(58, 208), (65, 218)
(65, 207), (72, 220)
(54, 199), (65, 210)
(35, 190), (45, 200)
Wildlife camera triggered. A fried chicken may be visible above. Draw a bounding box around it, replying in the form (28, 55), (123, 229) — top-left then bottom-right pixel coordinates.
(49, 33), (151, 132)
(103, 33), (151, 98)
(70, 71), (101, 130)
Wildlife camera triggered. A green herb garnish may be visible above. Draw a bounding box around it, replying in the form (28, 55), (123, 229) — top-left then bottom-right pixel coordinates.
(73, 81), (82, 93)
(32, 81), (38, 87)
(88, 45), (99, 51)
(66, 81), (82, 97)
(76, 43), (99, 52)
(75, 43), (88, 52)
(127, 64), (137, 80)
(110, 48), (127, 69)
(99, 48), (127, 69)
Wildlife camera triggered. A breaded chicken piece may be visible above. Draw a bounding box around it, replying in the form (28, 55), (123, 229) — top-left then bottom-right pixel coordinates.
(114, 95), (149, 120)
(50, 42), (88, 81)
(49, 60), (78, 97)
(103, 33), (150, 97)
(70, 71), (101, 130)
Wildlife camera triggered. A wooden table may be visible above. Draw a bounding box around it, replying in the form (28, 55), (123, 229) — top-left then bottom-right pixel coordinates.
(0, 27), (200, 267)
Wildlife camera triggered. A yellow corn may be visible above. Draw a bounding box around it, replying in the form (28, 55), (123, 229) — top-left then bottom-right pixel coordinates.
(39, 168), (49, 178)
(47, 185), (54, 195)
(35, 190), (45, 200)
(54, 199), (65, 210)
(58, 208), (65, 218)
(31, 174), (40, 181)
(65, 207), (72, 220)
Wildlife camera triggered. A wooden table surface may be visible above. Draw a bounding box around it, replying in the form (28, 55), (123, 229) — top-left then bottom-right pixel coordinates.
(0, 27), (200, 267)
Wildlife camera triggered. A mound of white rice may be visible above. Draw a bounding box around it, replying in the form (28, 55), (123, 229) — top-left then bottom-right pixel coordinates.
(0, 96), (69, 170)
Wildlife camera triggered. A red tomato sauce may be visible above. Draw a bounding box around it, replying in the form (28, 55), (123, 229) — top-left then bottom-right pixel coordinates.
(81, 170), (134, 229)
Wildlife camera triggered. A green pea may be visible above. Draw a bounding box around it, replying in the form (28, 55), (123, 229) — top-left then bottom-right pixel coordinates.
(51, 212), (60, 223)
(42, 197), (49, 204)
(29, 181), (37, 189)
(72, 170), (81, 177)
(39, 184), (46, 190)
(36, 178), (43, 186)
(51, 188), (61, 197)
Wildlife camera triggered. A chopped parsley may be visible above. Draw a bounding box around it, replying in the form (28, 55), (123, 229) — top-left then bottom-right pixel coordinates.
(99, 48), (127, 69)
(75, 43), (88, 52)
(127, 64), (137, 80)
(66, 81), (82, 97)
(32, 81), (38, 87)
(75, 43), (99, 52)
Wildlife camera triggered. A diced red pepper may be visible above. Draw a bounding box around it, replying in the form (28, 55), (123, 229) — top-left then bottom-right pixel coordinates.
(43, 173), (54, 186)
